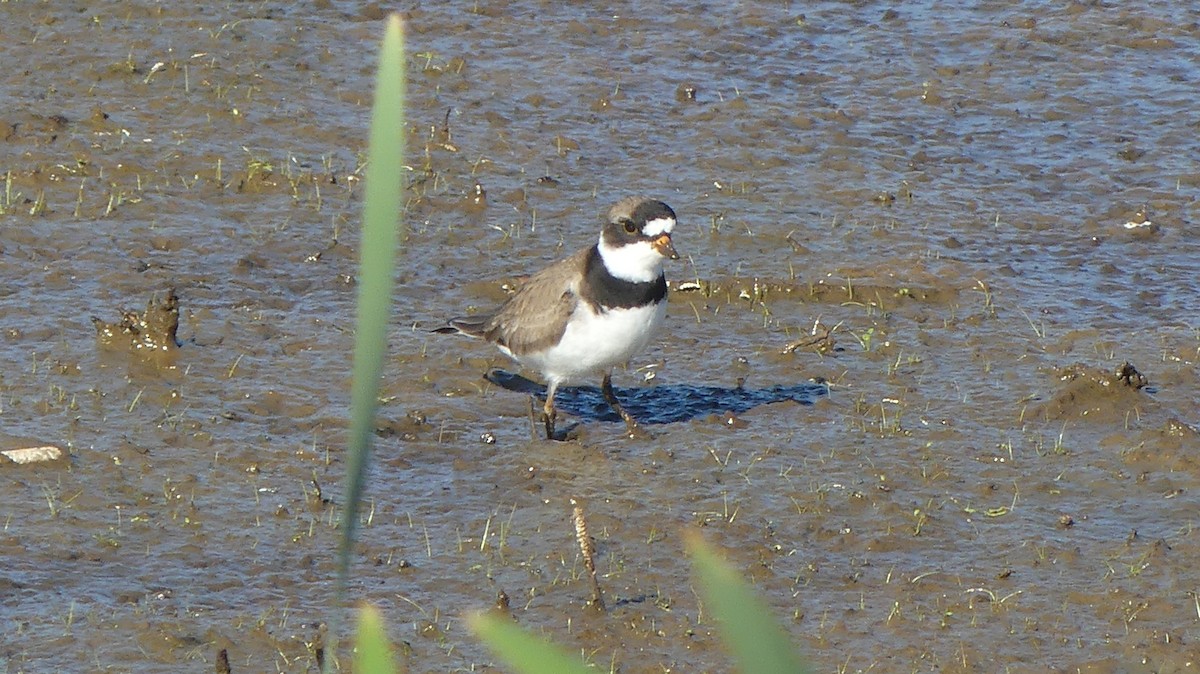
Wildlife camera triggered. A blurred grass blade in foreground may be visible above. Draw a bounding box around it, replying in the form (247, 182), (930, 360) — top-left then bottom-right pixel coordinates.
(686, 531), (812, 674)
(355, 603), (403, 674)
(469, 612), (595, 674)
(329, 13), (407, 673)
(342, 14), (406, 562)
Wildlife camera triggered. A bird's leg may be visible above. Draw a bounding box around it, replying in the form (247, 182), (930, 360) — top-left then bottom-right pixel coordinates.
(601, 373), (643, 437)
(542, 381), (559, 440)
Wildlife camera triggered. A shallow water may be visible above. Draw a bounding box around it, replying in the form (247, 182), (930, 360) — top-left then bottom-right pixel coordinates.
(2, 2), (1198, 672)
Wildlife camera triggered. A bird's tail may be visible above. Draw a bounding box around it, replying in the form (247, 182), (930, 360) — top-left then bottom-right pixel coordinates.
(431, 316), (489, 339)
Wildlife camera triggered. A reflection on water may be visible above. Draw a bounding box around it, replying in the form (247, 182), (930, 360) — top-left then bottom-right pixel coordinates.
(486, 369), (828, 425)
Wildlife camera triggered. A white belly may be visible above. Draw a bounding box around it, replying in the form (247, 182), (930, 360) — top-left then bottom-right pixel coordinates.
(517, 301), (666, 385)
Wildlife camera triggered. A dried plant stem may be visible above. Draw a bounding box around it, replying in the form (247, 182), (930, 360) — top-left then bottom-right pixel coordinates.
(571, 501), (605, 611)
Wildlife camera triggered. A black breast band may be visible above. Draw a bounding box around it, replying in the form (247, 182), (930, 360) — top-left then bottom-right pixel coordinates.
(581, 246), (667, 310)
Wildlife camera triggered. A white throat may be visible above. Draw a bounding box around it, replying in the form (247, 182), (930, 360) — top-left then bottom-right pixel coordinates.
(597, 238), (665, 283)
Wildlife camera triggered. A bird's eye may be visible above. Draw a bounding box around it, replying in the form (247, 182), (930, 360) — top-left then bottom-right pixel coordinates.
(622, 220), (638, 234)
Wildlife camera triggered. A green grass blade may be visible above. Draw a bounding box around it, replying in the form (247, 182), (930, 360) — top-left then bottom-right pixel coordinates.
(328, 14), (407, 673)
(342, 12), (407, 564)
(354, 604), (402, 674)
(686, 531), (812, 674)
(468, 613), (594, 674)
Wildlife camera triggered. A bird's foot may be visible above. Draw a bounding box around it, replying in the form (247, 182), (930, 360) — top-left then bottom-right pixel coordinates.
(602, 374), (651, 439)
(531, 397), (575, 441)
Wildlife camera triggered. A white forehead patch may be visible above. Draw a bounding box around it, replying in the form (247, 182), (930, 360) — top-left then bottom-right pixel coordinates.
(642, 216), (675, 237)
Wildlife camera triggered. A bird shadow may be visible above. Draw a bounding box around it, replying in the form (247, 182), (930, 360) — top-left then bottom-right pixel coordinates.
(485, 369), (828, 426)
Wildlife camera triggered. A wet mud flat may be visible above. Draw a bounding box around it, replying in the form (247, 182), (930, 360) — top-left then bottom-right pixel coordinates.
(3, 2), (1200, 673)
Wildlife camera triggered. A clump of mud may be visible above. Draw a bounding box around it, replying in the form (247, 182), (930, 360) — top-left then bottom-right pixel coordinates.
(1033, 361), (1150, 421)
(91, 288), (180, 354)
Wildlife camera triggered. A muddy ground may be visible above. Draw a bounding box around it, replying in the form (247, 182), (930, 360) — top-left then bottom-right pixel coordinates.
(2, 2), (1198, 673)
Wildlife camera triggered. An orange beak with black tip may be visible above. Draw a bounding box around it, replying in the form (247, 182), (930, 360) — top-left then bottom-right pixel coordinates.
(652, 233), (679, 260)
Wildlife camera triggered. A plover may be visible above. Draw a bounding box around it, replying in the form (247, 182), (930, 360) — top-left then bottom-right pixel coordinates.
(435, 196), (679, 439)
